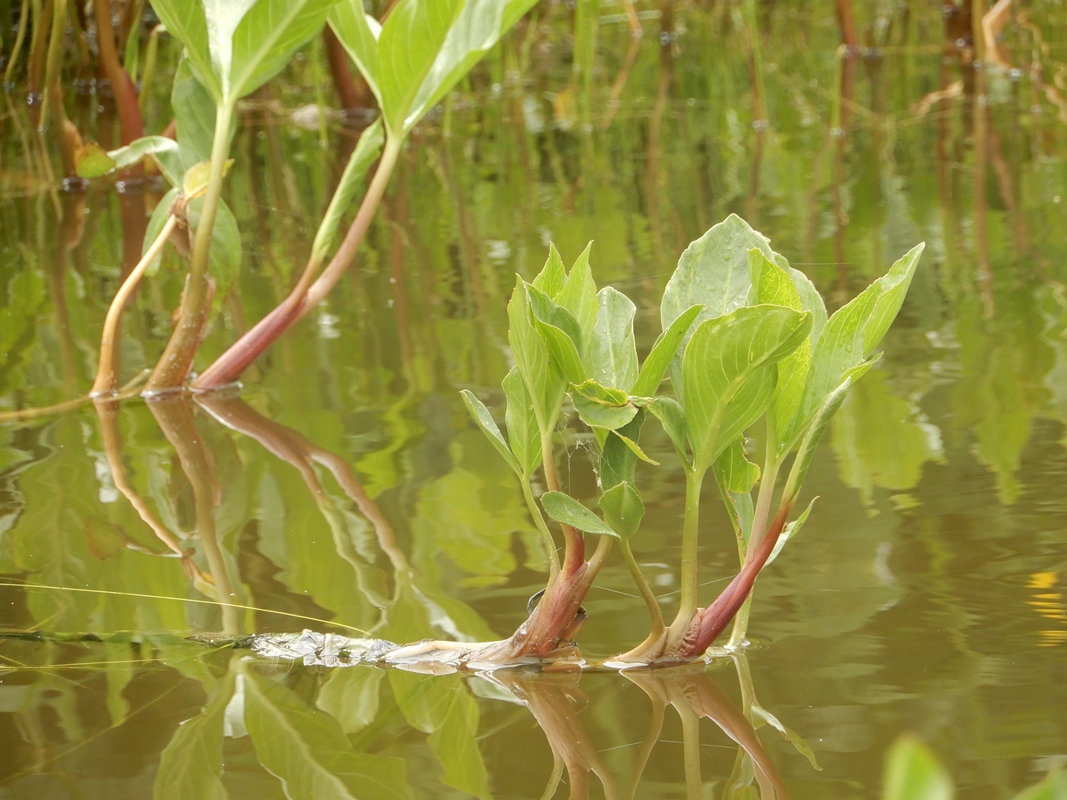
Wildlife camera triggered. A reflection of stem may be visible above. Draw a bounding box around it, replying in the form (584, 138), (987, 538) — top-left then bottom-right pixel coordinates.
(93, 399), (187, 558)
(149, 398), (239, 635)
(0, 373), (147, 424)
(3, 0), (31, 87)
(91, 0), (144, 150)
(93, 214), (178, 395)
(600, 33), (642, 130)
(972, 65), (995, 319)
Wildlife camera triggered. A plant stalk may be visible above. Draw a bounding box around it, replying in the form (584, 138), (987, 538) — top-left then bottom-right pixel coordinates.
(92, 0), (144, 149)
(191, 135), (402, 391)
(145, 104), (233, 392)
(619, 538), (665, 635)
(539, 426), (585, 575)
(671, 466), (706, 632)
(92, 213), (177, 395)
(522, 478), (561, 583)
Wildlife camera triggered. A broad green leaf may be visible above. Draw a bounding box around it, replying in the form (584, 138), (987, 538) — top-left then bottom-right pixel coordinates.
(771, 338), (812, 455)
(682, 306), (811, 472)
(153, 672), (234, 800)
(541, 491), (618, 538)
(555, 243), (598, 342)
(748, 248), (802, 310)
(507, 277), (567, 432)
(790, 243), (922, 447)
(151, 0), (219, 100)
(713, 437), (760, 495)
(571, 379), (637, 431)
(503, 367), (541, 476)
(1012, 772), (1067, 800)
(401, 0), (539, 134)
(327, 1), (381, 102)
(310, 119), (384, 263)
(588, 287), (638, 392)
(244, 670), (410, 800)
(532, 244), (566, 297)
(773, 253), (827, 343)
(107, 136), (183, 186)
(644, 397), (689, 464)
(229, 0), (336, 101)
(631, 304), (702, 397)
(460, 390), (521, 476)
(74, 142), (117, 179)
(765, 497), (816, 567)
(600, 482), (644, 539)
(376, 0), (464, 135)
(143, 188), (180, 275)
(661, 214), (775, 331)
(883, 735), (953, 800)
(172, 56), (218, 170)
(599, 413), (645, 489)
(527, 284), (587, 385)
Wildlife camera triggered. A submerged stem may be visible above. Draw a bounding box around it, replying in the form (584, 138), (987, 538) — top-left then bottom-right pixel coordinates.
(146, 104), (234, 391)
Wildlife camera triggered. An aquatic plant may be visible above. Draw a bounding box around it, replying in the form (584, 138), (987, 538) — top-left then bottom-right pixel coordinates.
(462, 215), (923, 666)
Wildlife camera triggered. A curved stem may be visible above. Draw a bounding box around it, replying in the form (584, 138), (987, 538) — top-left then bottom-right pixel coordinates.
(192, 135), (402, 390)
(93, 214), (177, 395)
(146, 104), (233, 391)
(522, 478), (561, 583)
(619, 538), (665, 635)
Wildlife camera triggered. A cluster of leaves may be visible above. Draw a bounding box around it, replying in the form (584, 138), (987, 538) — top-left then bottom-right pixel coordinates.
(464, 215), (923, 656)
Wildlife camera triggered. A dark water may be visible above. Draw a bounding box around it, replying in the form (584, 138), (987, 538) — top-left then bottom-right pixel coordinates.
(2, 3), (1067, 798)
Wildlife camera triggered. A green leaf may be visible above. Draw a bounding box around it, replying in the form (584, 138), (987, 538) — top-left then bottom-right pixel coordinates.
(748, 248), (802, 310)
(460, 390), (521, 476)
(786, 363), (875, 499)
(765, 497), (816, 567)
(682, 305), (812, 472)
(527, 284), (587, 385)
(588, 287), (638, 392)
(631, 304), (702, 397)
(661, 214), (775, 330)
(600, 482), (644, 539)
(507, 277), (567, 433)
(74, 142), (117, 179)
(773, 252), (827, 343)
(327, 1), (381, 103)
(143, 188), (180, 276)
(599, 412), (645, 489)
(541, 491), (618, 538)
(107, 136), (183, 186)
(555, 242), (598, 344)
(532, 243), (566, 297)
(644, 397), (689, 464)
(790, 243), (923, 447)
(228, 0), (337, 101)
(713, 437), (760, 495)
(571, 379), (637, 431)
(310, 119), (384, 264)
(153, 673), (234, 800)
(502, 367), (541, 477)
(244, 670), (410, 800)
(172, 56), (218, 170)
(613, 431), (659, 465)
(151, 0), (219, 100)
(883, 735), (953, 800)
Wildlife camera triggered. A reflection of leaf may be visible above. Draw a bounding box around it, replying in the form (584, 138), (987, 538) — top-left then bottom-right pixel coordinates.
(153, 672), (234, 800)
(244, 669), (410, 800)
(389, 671), (489, 800)
(316, 667), (384, 735)
(882, 735), (952, 800)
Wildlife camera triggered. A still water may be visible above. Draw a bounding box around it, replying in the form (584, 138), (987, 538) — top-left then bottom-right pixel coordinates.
(2, 3), (1067, 798)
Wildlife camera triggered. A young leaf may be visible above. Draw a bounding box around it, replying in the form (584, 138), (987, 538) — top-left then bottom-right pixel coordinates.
(460, 390), (521, 476)
(507, 278), (567, 432)
(588, 287), (638, 392)
(748, 248), (802, 310)
(74, 143), (117, 179)
(613, 431), (660, 465)
(502, 367), (541, 477)
(555, 242), (598, 341)
(532, 244), (566, 297)
(631, 304), (702, 397)
(773, 253), (827, 343)
(151, 0), (219, 100)
(107, 136), (183, 186)
(571, 379), (637, 431)
(713, 437), (761, 495)
(527, 284), (587, 385)
(541, 491), (618, 538)
(765, 497), (816, 567)
(600, 482), (644, 539)
(682, 305), (812, 472)
(599, 413), (645, 489)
